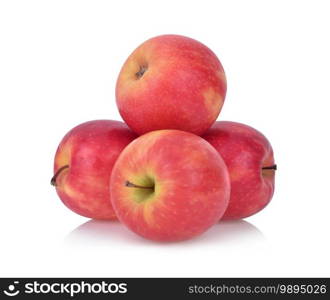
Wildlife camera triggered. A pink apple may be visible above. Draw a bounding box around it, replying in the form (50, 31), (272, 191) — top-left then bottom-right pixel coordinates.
(51, 120), (137, 219)
(110, 130), (230, 241)
(116, 34), (227, 135)
(203, 121), (276, 220)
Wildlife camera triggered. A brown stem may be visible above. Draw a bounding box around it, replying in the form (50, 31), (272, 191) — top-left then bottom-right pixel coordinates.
(51, 165), (69, 186)
(125, 180), (154, 190)
(135, 65), (148, 79)
(262, 164), (277, 170)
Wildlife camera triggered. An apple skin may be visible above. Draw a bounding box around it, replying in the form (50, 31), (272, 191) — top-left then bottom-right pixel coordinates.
(116, 34), (227, 136)
(110, 130), (230, 242)
(202, 121), (276, 220)
(52, 120), (137, 220)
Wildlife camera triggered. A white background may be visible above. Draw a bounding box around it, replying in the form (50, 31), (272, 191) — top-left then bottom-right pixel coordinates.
(0, 0), (329, 277)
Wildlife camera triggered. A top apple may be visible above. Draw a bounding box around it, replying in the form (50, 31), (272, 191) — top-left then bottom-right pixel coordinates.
(116, 34), (227, 135)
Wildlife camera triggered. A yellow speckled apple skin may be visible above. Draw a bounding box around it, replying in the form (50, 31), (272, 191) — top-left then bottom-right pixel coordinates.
(110, 130), (230, 241)
(116, 34), (227, 135)
(53, 120), (137, 220)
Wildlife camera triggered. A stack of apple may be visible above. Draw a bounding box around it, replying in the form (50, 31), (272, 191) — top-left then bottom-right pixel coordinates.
(52, 35), (276, 242)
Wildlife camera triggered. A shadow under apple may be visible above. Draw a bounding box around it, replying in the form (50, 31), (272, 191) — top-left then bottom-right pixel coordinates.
(65, 219), (265, 247)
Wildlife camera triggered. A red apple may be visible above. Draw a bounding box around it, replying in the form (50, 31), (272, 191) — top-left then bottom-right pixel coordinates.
(51, 120), (137, 220)
(203, 121), (276, 220)
(116, 34), (227, 135)
(110, 130), (230, 241)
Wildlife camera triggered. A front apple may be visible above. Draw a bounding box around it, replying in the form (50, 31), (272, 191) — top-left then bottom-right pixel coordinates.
(51, 120), (137, 219)
(203, 121), (276, 220)
(110, 130), (230, 242)
(116, 34), (227, 135)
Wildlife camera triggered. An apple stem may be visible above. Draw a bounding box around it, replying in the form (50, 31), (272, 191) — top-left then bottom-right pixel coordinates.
(262, 164), (277, 170)
(125, 180), (154, 190)
(135, 65), (148, 79)
(51, 165), (69, 186)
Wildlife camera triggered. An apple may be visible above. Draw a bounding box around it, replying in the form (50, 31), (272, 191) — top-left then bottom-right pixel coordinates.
(110, 130), (230, 241)
(203, 121), (276, 220)
(51, 120), (137, 220)
(115, 34), (227, 135)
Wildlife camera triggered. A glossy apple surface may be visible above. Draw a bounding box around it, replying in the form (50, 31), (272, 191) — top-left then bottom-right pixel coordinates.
(116, 34), (227, 135)
(110, 130), (230, 241)
(52, 120), (136, 219)
(203, 121), (276, 220)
